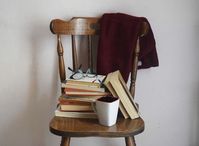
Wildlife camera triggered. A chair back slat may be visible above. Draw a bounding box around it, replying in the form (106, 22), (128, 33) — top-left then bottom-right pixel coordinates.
(71, 35), (78, 70)
(50, 18), (100, 35)
(87, 35), (93, 72)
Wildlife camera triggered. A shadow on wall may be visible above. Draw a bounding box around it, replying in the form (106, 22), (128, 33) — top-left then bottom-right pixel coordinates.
(189, 82), (199, 146)
(190, 11), (199, 146)
(1, 19), (59, 146)
(25, 19), (59, 145)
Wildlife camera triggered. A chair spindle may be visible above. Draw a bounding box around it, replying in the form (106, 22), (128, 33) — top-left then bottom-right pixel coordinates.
(130, 39), (140, 98)
(57, 35), (66, 82)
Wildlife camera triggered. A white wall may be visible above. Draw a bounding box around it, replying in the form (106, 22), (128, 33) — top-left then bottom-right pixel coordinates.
(0, 0), (198, 146)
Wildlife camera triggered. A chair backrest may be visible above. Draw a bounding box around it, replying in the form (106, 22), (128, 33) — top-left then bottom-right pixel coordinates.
(50, 17), (148, 97)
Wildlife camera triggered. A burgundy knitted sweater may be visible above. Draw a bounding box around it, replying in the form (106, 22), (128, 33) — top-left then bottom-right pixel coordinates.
(97, 13), (159, 82)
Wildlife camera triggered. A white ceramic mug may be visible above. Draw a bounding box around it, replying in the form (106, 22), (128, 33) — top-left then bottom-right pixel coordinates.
(93, 96), (119, 126)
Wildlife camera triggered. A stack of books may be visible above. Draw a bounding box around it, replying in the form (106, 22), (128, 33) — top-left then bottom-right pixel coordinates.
(55, 96), (98, 119)
(55, 74), (109, 119)
(55, 71), (140, 120)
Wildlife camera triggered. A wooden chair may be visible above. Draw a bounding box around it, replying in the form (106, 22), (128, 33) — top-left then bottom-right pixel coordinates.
(49, 17), (148, 146)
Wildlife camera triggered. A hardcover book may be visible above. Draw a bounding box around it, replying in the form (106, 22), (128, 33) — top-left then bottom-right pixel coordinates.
(55, 106), (97, 119)
(103, 70), (140, 119)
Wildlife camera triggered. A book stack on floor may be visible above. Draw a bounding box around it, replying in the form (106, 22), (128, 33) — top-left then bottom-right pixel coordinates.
(55, 74), (109, 119)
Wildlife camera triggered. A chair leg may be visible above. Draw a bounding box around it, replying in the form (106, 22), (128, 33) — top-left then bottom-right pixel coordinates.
(125, 136), (136, 146)
(60, 137), (70, 146)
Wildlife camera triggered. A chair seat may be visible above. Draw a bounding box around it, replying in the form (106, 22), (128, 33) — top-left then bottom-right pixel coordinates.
(50, 116), (144, 137)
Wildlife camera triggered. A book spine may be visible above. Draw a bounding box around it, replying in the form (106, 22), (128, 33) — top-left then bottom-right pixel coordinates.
(110, 78), (139, 119)
(62, 84), (105, 92)
(55, 110), (97, 119)
(66, 80), (100, 87)
(59, 96), (99, 102)
(60, 105), (93, 111)
(62, 82), (100, 88)
(117, 71), (139, 111)
(64, 91), (110, 96)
